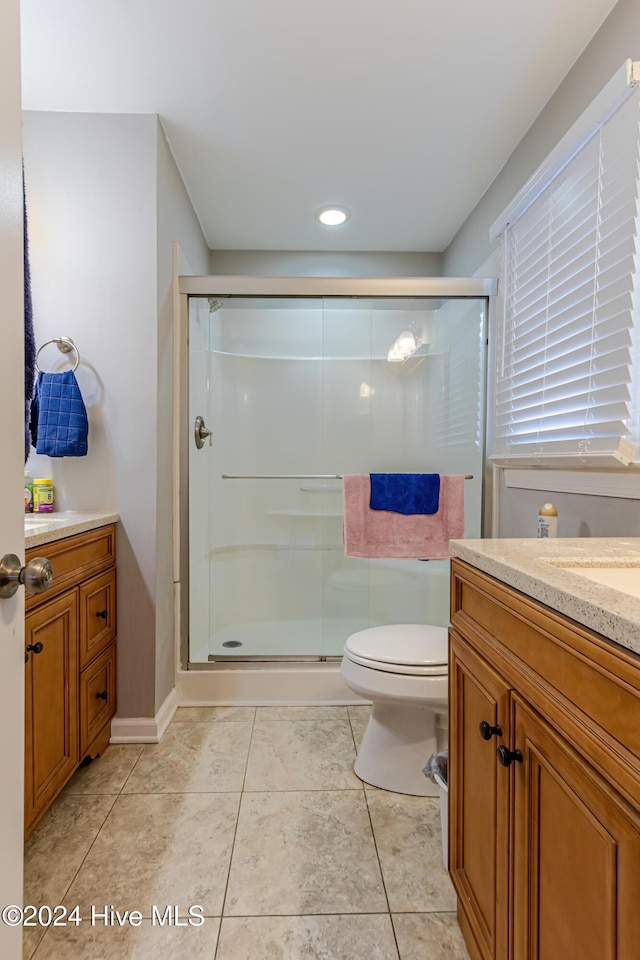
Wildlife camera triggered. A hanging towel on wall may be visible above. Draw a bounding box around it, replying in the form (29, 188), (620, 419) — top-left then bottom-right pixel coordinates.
(31, 370), (89, 457)
(343, 474), (464, 559)
(369, 473), (440, 515)
(23, 174), (37, 464)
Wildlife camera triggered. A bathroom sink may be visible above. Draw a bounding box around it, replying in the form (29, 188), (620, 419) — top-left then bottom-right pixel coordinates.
(547, 559), (640, 600)
(25, 516), (68, 525)
(24, 516), (71, 534)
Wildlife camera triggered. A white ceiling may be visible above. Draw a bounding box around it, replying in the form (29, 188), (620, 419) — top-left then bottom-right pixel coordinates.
(20, 0), (618, 252)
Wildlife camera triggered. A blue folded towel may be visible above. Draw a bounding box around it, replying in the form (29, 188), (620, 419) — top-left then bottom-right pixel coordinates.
(369, 473), (440, 515)
(31, 370), (89, 457)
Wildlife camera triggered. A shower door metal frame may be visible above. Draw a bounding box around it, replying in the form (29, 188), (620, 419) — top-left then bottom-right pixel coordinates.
(176, 275), (497, 672)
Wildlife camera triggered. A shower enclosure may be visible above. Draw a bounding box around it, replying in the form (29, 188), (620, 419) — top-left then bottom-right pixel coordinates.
(185, 281), (489, 666)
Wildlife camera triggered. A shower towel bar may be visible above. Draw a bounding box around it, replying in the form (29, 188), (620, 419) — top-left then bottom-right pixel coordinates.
(221, 474), (474, 480)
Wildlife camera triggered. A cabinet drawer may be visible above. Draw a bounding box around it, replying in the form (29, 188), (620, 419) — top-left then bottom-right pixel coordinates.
(26, 524), (116, 611)
(79, 569), (116, 669)
(80, 643), (116, 757)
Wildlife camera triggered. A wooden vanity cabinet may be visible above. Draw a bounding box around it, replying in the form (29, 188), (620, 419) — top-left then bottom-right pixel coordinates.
(449, 559), (640, 960)
(24, 524), (117, 834)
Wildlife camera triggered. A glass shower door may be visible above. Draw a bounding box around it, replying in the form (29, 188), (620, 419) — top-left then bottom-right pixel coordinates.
(188, 294), (486, 664)
(191, 297), (360, 660)
(317, 298), (485, 657)
(188, 296), (212, 664)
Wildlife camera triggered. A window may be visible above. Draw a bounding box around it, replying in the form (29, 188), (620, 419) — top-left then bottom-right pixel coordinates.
(489, 61), (640, 466)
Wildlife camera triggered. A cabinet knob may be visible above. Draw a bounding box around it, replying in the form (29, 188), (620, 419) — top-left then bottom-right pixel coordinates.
(26, 642), (44, 655)
(96, 610), (108, 620)
(497, 745), (523, 767)
(479, 720), (502, 740)
(95, 690), (108, 701)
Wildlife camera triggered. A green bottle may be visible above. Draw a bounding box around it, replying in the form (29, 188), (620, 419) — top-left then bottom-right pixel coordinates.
(24, 470), (34, 513)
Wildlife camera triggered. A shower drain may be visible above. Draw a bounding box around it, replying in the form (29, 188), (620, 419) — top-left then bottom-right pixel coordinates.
(222, 640), (243, 648)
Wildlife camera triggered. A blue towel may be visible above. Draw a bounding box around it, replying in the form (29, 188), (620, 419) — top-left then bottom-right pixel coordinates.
(31, 370), (89, 457)
(369, 473), (440, 515)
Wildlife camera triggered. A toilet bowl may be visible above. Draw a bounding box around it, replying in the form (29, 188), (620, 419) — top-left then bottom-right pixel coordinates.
(341, 623), (448, 797)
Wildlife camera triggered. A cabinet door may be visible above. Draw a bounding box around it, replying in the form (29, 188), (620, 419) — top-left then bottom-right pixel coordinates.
(24, 591), (78, 832)
(511, 694), (640, 960)
(449, 629), (511, 960)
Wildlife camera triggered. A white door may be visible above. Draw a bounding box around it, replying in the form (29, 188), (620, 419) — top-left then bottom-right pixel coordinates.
(0, 2), (27, 957)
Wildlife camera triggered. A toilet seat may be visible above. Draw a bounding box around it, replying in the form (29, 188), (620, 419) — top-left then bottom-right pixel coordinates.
(343, 623), (448, 677)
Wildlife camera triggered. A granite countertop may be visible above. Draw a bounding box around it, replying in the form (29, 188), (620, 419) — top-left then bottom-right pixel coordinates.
(25, 511), (119, 548)
(449, 538), (640, 657)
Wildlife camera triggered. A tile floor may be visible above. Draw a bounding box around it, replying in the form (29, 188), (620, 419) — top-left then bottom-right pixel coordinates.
(24, 705), (470, 959)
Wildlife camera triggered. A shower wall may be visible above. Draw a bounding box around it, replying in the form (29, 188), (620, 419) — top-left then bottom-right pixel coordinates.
(189, 296), (485, 663)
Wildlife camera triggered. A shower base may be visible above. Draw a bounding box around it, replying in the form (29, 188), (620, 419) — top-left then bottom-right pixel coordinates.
(207, 616), (378, 660)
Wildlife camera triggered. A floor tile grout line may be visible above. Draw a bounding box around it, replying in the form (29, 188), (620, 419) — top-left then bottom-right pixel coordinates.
(36, 908), (459, 922)
(116, 787), (366, 796)
(26, 747), (145, 960)
(218, 909), (458, 918)
(26, 792), (121, 958)
(348, 716), (368, 793)
(117, 743), (147, 794)
(64, 786), (385, 797)
(363, 787), (402, 960)
(215, 708), (257, 959)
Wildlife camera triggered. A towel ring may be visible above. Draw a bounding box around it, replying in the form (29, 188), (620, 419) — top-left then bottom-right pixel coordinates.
(35, 337), (80, 373)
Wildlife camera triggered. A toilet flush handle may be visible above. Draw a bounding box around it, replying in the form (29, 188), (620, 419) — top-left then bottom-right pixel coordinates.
(479, 720), (502, 741)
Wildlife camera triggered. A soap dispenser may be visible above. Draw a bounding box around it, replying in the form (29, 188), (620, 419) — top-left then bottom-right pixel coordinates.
(537, 503), (558, 538)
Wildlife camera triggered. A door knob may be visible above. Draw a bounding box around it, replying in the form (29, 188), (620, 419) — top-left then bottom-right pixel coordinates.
(194, 416), (212, 450)
(95, 690), (108, 701)
(497, 745), (523, 767)
(26, 642), (44, 655)
(479, 720), (502, 740)
(0, 554), (53, 599)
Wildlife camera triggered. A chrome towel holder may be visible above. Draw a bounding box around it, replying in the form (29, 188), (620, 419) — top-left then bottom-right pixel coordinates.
(35, 337), (80, 373)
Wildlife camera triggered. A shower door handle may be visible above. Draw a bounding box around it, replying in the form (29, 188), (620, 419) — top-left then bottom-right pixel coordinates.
(194, 416), (212, 450)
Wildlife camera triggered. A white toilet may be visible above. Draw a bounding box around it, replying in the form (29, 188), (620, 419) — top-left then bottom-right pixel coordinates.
(341, 623), (448, 797)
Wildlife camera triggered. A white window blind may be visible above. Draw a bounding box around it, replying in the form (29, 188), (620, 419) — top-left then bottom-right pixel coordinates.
(490, 70), (640, 466)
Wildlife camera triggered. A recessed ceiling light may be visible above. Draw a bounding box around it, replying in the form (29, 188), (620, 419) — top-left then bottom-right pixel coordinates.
(315, 206), (350, 226)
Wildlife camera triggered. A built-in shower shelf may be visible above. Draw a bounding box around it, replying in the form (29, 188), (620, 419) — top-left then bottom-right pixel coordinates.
(268, 510), (343, 518)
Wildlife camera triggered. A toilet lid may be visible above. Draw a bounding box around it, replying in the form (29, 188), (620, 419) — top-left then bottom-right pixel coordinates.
(344, 623), (448, 668)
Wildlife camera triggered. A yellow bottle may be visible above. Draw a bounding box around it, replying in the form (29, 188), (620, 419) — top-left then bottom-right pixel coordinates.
(33, 479), (54, 513)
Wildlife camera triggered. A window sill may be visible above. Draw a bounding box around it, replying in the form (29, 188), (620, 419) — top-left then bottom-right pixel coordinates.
(502, 468), (640, 500)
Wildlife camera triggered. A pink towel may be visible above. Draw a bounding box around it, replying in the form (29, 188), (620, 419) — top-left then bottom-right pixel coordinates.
(343, 474), (464, 559)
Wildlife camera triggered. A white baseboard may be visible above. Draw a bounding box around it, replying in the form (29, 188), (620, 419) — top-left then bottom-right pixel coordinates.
(110, 688), (178, 744)
(111, 667), (365, 742)
(176, 662), (357, 706)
